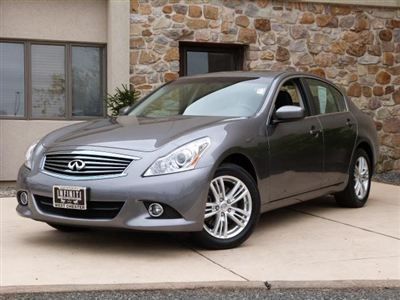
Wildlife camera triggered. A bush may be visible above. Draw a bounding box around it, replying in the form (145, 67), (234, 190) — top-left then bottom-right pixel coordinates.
(105, 84), (140, 117)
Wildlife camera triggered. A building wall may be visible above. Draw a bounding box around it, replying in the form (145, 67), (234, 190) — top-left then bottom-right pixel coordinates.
(129, 0), (400, 172)
(0, 0), (108, 43)
(297, 0), (400, 8)
(0, 0), (130, 180)
(0, 120), (79, 180)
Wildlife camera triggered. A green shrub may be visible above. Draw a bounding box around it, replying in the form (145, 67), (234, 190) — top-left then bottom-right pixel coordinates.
(105, 84), (140, 117)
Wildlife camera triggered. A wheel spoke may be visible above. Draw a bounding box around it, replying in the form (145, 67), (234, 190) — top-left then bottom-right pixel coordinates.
(218, 178), (226, 199)
(228, 213), (245, 228)
(231, 207), (249, 218)
(359, 181), (366, 197)
(361, 164), (368, 176)
(355, 163), (360, 176)
(205, 210), (218, 219)
(213, 214), (222, 234)
(227, 181), (243, 199)
(231, 189), (249, 205)
(223, 214), (228, 238)
(233, 210), (247, 223)
(361, 157), (367, 173)
(211, 178), (226, 200)
(205, 202), (217, 210)
(205, 203), (216, 214)
(359, 162), (364, 175)
(218, 214), (224, 237)
(232, 185), (246, 199)
(210, 183), (219, 201)
(354, 180), (361, 196)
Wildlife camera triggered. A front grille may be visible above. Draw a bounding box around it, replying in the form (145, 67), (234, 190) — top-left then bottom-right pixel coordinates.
(43, 152), (134, 177)
(34, 195), (124, 219)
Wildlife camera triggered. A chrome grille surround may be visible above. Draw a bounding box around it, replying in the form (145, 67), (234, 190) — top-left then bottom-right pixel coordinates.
(41, 150), (140, 180)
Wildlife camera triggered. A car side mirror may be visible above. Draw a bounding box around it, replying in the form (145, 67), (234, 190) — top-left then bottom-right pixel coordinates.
(119, 106), (130, 115)
(275, 105), (305, 121)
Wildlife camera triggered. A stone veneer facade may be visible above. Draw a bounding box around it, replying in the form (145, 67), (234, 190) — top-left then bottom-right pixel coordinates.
(130, 0), (400, 172)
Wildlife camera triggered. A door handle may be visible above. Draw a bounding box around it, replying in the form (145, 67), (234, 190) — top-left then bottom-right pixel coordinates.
(309, 126), (321, 136)
(346, 119), (353, 128)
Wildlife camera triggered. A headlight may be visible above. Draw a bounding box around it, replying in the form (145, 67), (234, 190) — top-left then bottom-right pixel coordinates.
(24, 141), (38, 169)
(143, 137), (211, 176)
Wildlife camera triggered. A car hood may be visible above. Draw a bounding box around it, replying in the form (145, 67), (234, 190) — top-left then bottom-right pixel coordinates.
(41, 115), (232, 152)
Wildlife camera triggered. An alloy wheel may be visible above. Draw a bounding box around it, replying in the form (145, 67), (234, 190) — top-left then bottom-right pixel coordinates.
(353, 156), (369, 200)
(203, 175), (252, 239)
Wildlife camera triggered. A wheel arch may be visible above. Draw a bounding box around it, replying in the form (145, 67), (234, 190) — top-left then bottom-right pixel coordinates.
(356, 140), (375, 171)
(219, 152), (258, 184)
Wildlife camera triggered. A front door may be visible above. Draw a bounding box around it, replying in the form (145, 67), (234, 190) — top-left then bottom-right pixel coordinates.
(267, 79), (324, 201)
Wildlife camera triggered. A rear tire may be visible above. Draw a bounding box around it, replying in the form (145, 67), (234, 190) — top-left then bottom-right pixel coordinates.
(335, 148), (372, 208)
(193, 163), (260, 250)
(47, 223), (87, 232)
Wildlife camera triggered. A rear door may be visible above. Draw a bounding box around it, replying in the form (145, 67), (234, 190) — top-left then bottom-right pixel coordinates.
(302, 78), (357, 186)
(267, 78), (324, 201)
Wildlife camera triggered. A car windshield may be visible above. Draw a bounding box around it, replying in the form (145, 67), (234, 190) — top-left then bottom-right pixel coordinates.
(128, 77), (271, 118)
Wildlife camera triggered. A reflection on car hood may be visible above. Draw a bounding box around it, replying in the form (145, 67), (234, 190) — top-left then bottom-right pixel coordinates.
(42, 115), (231, 152)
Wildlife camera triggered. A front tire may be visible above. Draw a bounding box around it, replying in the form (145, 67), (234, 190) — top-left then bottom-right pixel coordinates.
(335, 148), (372, 208)
(193, 163), (260, 249)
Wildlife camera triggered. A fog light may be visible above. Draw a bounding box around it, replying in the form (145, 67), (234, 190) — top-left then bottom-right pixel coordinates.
(148, 203), (164, 218)
(18, 191), (29, 206)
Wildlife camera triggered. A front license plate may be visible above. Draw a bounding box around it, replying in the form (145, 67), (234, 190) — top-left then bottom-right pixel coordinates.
(53, 186), (87, 210)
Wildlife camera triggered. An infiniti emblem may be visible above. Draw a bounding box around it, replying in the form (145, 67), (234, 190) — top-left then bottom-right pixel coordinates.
(67, 159), (86, 171)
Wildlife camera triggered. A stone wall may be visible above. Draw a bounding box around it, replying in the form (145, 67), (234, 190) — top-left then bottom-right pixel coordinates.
(130, 0), (400, 172)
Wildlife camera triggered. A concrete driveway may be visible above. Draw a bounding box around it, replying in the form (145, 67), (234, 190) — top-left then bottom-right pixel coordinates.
(1, 182), (399, 288)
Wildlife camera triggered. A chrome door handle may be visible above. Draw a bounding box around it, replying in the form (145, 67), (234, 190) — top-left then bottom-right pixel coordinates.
(346, 119), (353, 127)
(309, 126), (321, 136)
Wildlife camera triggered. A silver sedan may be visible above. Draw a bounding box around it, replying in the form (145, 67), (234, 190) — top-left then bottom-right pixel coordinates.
(17, 71), (379, 249)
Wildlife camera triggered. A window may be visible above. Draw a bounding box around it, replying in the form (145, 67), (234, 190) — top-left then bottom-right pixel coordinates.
(31, 44), (66, 118)
(274, 79), (308, 114)
(72, 46), (103, 117)
(0, 42), (25, 117)
(0, 40), (105, 119)
(129, 77), (271, 118)
(305, 79), (346, 115)
(179, 42), (244, 76)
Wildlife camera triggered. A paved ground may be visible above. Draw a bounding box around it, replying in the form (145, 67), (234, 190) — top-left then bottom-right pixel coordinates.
(3, 287), (400, 300)
(1, 182), (399, 289)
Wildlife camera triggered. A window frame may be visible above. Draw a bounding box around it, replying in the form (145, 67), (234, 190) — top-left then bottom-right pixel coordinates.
(0, 38), (107, 120)
(301, 77), (348, 116)
(270, 78), (311, 122)
(276, 79), (309, 112)
(179, 41), (245, 77)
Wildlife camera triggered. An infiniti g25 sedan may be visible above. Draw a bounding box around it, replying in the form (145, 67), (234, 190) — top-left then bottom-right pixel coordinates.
(17, 71), (378, 249)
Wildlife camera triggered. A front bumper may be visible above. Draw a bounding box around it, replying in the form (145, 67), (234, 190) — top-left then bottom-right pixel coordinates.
(16, 165), (212, 232)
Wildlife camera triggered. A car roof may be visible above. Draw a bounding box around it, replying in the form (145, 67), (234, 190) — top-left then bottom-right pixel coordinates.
(182, 71), (341, 89)
(184, 70), (288, 79)
(178, 71), (346, 96)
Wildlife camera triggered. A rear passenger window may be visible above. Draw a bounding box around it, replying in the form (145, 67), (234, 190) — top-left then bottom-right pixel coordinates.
(305, 79), (346, 114)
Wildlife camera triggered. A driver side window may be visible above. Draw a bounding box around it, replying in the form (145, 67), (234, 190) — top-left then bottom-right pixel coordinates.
(274, 79), (307, 115)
